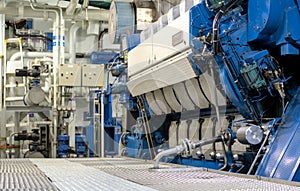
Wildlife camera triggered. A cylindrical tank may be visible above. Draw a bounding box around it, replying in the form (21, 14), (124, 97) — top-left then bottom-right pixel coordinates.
(237, 125), (263, 145)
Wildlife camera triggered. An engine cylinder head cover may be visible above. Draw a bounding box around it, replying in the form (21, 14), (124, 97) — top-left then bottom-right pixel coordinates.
(237, 125), (263, 145)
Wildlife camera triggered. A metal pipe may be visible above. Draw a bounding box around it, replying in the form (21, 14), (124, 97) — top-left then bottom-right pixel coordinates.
(211, 117), (217, 153)
(219, 136), (228, 171)
(29, 1), (60, 158)
(8, 132), (18, 158)
(69, 22), (82, 64)
(9, 51), (70, 61)
(0, 4), (4, 162)
(74, 9), (109, 21)
(153, 144), (185, 169)
(154, 136), (224, 169)
(0, 59), (2, 100)
(29, 1), (60, 109)
(193, 136), (222, 148)
(100, 91), (105, 157)
(0, 6), (56, 19)
(0, 6), (109, 21)
(66, 0), (79, 16)
(0, 5), (4, 110)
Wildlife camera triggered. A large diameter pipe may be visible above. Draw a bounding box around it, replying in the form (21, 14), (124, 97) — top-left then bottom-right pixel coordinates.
(69, 22), (82, 64)
(74, 9), (109, 21)
(9, 51), (70, 61)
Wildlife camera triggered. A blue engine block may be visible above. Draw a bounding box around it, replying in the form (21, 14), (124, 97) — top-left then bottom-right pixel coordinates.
(118, 0), (300, 182)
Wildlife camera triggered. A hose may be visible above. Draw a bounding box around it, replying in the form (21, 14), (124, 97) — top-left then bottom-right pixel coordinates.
(212, 0), (241, 54)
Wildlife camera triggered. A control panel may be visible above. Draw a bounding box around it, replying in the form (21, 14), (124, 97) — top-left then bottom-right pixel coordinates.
(59, 64), (105, 87)
(59, 64), (81, 86)
(82, 64), (105, 87)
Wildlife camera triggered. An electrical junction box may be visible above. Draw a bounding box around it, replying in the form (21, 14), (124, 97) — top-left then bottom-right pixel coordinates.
(82, 64), (105, 87)
(59, 64), (81, 86)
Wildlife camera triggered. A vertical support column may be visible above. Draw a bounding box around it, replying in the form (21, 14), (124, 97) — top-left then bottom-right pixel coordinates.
(51, 110), (58, 158)
(13, 112), (20, 158)
(52, 19), (59, 158)
(68, 111), (76, 149)
(0, 1), (6, 158)
(100, 91), (105, 157)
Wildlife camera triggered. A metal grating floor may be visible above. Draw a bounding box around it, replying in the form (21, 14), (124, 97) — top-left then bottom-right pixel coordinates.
(1, 158), (300, 191)
(69, 158), (300, 191)
(0, 159), (58, 191)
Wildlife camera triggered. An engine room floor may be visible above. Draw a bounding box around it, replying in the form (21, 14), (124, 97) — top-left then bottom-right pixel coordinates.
(1, 157), (300, 191)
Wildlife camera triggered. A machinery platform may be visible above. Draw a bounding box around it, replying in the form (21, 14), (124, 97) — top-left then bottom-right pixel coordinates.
(1, 158), (300, 191)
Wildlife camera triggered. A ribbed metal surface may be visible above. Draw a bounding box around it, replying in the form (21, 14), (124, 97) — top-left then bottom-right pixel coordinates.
(30, 159), (156, 191)
(70, 158), (300, 191)
(0, 159), (58, 191)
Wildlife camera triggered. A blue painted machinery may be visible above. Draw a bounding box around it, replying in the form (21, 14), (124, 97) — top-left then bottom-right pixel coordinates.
(108, 0), (300, 183)
(85, 83), (122, 157)
(75, 135), (87, 157)
(57, 135), (70, 158)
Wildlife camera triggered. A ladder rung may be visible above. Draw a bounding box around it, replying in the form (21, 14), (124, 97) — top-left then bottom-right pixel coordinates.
(5, 84), (26, 88)
(5, 97), (24, 101)
(5, 38), (21, 44)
